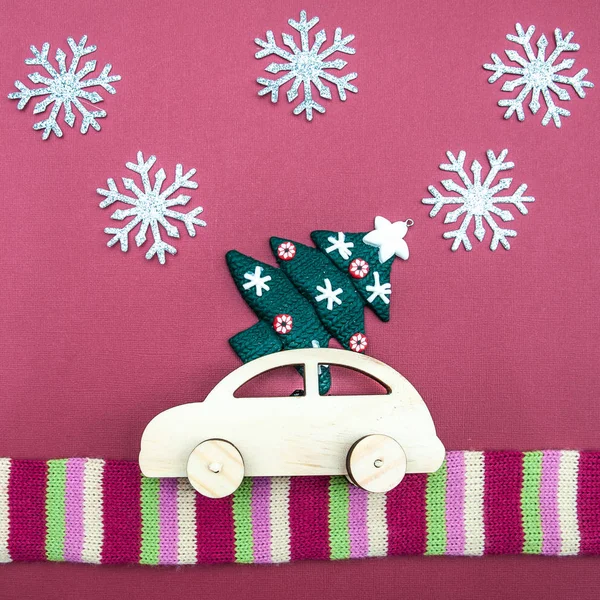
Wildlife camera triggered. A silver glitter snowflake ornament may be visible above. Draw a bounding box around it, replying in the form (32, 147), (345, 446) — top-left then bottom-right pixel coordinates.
(423, 150), (535, 251)
(255, 10), (357, 120)
(484, 24), (593, 128)
(98, 152), (206, 264)
(8, 36), (121, 139)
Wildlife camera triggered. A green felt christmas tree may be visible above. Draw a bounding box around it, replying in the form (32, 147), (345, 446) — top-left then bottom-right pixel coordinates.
(226, 217), (412, 393)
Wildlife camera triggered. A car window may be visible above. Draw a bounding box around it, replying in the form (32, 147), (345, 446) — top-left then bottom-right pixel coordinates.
(319, 364), (390, 396)
(233, 364), (306, 397)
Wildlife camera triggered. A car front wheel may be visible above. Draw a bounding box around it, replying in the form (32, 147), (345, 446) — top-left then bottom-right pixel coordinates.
(346, 434), (407, 493)
(186, 438), (245, 498)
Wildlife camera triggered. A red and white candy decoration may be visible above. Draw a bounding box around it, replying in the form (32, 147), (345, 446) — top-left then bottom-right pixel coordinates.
(349, 332), (368, 353)
(349, 258), (369, 279)
(277, 241), (296, 261)
(273, 314), (293, 334)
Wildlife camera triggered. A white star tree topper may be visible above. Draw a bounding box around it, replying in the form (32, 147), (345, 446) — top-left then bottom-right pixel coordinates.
(325, 232), (354, 260)
(363, 216), (412, 263)
(315, 278), (343, 310)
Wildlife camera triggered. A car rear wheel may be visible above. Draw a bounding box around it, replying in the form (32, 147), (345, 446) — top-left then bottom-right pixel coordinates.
(186, 439), (245, 498)
(346, 434), (406, 493)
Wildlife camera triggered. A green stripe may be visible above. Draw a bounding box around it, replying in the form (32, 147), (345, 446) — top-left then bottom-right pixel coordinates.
(45, 459), (67, 561)
(425, 460), (447, 555)
(328, 477), (350, 560)
(233, 478), (254, 563)
(521, 451), (543, 554)
(140, 476), (160, 565)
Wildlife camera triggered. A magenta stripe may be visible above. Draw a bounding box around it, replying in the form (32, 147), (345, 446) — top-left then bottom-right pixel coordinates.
(578, 452), (600, 555)
(540, 450), (561, 555)
(386, 474), (427, 555)
(289, 476), (330, 561)
(348, 485), (368, 558)
(159, 478), (178, 564)
(101, 461), (141, 564)
(445, 451), (465, 555)
(196, 494), (234, 563)
(484, 451), (524, 554)
(251, 477), (271, 563)
(63, 458), (85, 562)
(7, 461), (47, 561)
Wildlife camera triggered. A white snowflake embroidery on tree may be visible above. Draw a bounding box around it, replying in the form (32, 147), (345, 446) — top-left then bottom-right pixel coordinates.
(325, 232), (354, 260)
(8, 35), (121, 139)
(255, 10), (357, 120)
(98, 152), (206, 264)
(365, 272), (392, 305)
(315, 278), (343, 310)
(484, 24), (593, 128)
(423, 150), (535, 252)
(243, 266), (272, 297)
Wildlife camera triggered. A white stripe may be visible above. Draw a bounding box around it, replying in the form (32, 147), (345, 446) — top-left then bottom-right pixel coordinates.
(176, 478), (197, 564)
(366, 491), (388, 557)
(0, 458), (11, 563)
(463, 451), (485, 556)
(82, 459), (104, 564)
(269, 477), (291, 563)
(558, 450), (580, 556)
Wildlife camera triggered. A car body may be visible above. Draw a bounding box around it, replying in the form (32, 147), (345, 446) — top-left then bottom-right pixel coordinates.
(139, 348), (445, 489)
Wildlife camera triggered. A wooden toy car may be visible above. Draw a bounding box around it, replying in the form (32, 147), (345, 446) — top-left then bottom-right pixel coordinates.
(139, 348), (445, 498)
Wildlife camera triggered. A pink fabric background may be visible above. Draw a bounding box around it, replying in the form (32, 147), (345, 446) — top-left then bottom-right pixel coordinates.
(0, 0), (598, 597)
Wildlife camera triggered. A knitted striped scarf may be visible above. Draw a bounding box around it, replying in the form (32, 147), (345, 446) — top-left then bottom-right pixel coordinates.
(1, 451), (599, 565)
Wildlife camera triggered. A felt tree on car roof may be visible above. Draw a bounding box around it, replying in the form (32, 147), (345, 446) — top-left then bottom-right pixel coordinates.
(226, 217), (412, 394)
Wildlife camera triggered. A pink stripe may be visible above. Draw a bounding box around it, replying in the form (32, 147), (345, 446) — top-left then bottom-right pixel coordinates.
(348, 485), (368, 558)
(540, 450), (561, 555)
(251, 477), (271, 563)
(63, 458), (85, 562)
(159, 478), (178, 564)
(445, 451), (465, 555)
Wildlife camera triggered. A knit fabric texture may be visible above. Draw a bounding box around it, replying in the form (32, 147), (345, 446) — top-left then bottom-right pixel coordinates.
(0, 451), (598, 565)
